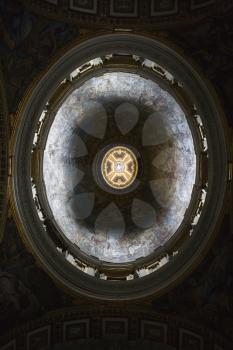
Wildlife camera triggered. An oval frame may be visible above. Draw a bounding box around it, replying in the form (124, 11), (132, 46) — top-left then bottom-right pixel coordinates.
(10, 33), (229, 300)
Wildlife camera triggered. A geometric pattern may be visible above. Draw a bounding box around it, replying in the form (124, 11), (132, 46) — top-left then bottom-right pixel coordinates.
(179, 329), (204, 350)
(39, 0), (225, 22)
(27, 326), (51, 350)
(110, 0), (138, 17)
(102, 318), (128, 339)
(70, 0), (98, 14)
(151, 0), (178, 16)
(101, 146), (138, 189)
(63, 319), (90, 341)
(0, 310), (230, 349)
(141, 321), (167, 343)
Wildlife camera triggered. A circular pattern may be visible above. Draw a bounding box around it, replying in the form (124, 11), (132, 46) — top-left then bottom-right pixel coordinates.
(11, 33), (228, 300)
(42, 71), (196, 263)
(101, 146), (138, 190)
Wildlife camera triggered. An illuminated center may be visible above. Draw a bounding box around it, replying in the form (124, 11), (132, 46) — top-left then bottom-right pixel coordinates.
(101, 146), (138, 189)
(115, 162), (125, 173)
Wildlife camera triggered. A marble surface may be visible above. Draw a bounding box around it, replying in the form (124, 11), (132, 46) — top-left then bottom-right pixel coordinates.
(43, 72), (196, 263)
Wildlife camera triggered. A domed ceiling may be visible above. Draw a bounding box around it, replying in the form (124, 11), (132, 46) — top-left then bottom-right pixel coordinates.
(43, 71), (196, 263)
(11, 33), (228, 300)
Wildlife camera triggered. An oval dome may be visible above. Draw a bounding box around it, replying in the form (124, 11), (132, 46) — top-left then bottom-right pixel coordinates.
(43, 72), (196, 263)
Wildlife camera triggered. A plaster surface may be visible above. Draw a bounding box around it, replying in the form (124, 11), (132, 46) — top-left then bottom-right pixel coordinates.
(43, 72), (196, 263)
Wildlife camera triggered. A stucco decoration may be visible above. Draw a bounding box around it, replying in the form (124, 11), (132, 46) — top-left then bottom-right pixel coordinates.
(43, 72), (196, 263)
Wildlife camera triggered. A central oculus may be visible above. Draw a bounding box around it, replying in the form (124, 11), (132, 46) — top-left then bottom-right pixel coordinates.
(101, 146), (138, 189)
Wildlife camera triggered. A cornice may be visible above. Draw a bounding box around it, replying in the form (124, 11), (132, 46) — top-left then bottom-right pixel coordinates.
(0, 305), (231, 349)
(18, 0), (233, 30)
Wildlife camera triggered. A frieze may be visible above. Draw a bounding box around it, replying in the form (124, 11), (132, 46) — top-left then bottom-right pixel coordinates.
(0, 306), (231, 349)
(20, 0), (232, 28)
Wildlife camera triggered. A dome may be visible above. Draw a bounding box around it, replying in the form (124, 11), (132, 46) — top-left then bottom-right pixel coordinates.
(43, 71), (196, 263)
(11, 33), (228, 300)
